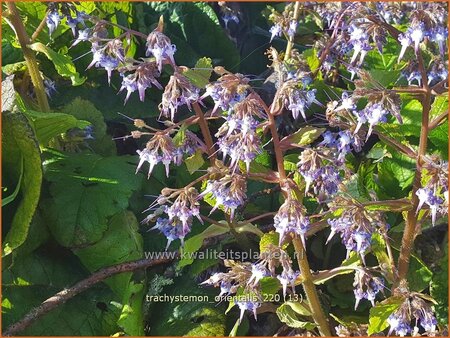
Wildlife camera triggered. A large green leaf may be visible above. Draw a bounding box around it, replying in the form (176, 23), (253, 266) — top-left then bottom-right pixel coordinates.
(2, 110), (42, 256)
(29, 42), (85, 86)
(60, 97), (116, 156)
(42, 152), (142, 247)
(2, 250), (121, 335)
(73, 211), (143, 298)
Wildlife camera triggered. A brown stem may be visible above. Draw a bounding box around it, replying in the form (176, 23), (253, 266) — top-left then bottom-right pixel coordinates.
(192, 102), (216, 164)
(2, 256), (174, 336)
(395, 49), (431, 285)
(31, 10), (49, 42)
(5, 2), (50, 112)
(259, 91), (330, 335)
(428, 110), (448, 130)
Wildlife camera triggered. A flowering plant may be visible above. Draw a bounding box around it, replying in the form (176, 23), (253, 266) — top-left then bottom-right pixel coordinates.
(2, 2), (448, 336)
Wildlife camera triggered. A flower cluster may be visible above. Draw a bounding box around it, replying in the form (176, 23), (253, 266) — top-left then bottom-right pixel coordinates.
(202, 245), (300, 322)
(199, 166), (247, 220)
(201, 73), (250, 114)
(215, 95), (265, 171)
(398, 9), (448, 62)
(145, 28), (177, 72)
(327, 198), (387, 261)
(297, 147), (342, 202)
(119, 61), (162, 103)
(159, 72), (200, 121)
(388, 283), (438, 337)
(143, 187), (202, 249)
(273, 194), (310, 246)
(415, 156), (448, 226)
(45, 2), (87, 37)
(268, 3), (299, 41)
(135, 129), (204, 178)
(353, 269), (385, 309)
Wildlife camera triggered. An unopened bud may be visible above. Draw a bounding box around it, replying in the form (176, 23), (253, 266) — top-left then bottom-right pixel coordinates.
(131, 130), (142, 138)
(134, 119), (146, 128)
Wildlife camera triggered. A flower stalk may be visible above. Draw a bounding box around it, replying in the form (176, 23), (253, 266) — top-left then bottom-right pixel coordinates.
(5, 2), (50, 112)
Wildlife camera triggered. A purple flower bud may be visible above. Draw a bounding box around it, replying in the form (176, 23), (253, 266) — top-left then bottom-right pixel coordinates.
(287, 20), (297, 38)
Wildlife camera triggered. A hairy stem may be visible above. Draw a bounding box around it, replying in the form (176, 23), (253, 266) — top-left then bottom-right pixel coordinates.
(6, 2), (50, 112)
(292, 237), (332, 336)
(395, 50), (431, 285)
(284, 1), (301, 60)
(31, 10), (49, 42)
(192, 102), (216, 163)
(264, 95), (330, 335)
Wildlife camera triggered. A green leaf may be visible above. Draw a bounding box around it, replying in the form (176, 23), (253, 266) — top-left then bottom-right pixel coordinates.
(430, 247), (448, 325)
(2, 250), (121, 335)
(357, 161), (377, 200)
(29, 42), (85, 86)
(147, 276), (226, 335)
(73, 211), (143, 298)
(185, 149), (205, 175)
(367, 297), (403, 335)
(280, 126), (325, 149)
(369, 69), (401, 88)
(376, 99), (422, 139)
(178, 223), (229, 268)
(406, 253), (433, 292)
(2, 156), (23, 207)
(302, 48), (320, 72)
(168, 3), (240, 69)
(371, 233), (394, 282)
(116, 281), (145, 336)
(60, 97), (116, 156)
(259, 231), (280, 253)
(430, 95), (448, 118)
(377, 146), (415, 195)
(183, 57), (213, 88)
(276, 302), (316, 330)
(2, 111), (42, 256)
(429, 121), (448, 160)
(234, 222), (264, 237)
(22, 109), (90, 146)
(260, 277), (281, 297)
(42, 152), (142, 247)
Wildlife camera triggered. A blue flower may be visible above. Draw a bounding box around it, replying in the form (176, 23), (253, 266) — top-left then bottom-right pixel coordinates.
(46, 10), (61, 36)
